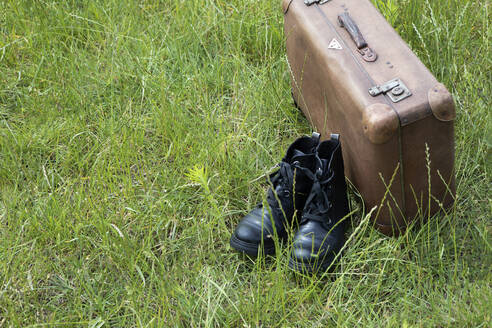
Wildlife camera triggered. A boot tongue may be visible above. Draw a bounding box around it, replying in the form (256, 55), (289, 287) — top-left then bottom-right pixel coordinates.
(291, 149), (306, 158)
(319, 158), (336, 181)
(291, 151), (316, 172)
(320, 158), (329, 172)
(284, 136), (317, 160)
(317, 139), (339, 167)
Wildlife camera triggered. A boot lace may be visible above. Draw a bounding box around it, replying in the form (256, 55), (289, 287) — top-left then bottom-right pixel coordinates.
(266, 161), (295, 208)
(300, 168), (335, 225)
(264, 160), (312, 210)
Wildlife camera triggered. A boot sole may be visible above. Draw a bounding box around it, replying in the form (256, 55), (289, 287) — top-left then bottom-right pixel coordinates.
(230, 234), (276, 257)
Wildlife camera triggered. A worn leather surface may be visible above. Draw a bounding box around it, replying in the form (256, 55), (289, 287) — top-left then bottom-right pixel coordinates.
(428, 83), (457, 121)
(284, 0), (456, 236)
(362, 103), (399, 144)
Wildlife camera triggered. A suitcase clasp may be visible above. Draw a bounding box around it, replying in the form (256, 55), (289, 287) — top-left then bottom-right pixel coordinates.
(368, 78), (412, 103)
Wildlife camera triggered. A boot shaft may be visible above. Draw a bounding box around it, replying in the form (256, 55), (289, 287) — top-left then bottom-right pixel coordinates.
(314, 135), (350, 225)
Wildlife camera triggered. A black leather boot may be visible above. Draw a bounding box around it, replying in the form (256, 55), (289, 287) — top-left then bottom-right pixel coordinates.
(289, 134), (350, 273)
(230, 133), (320, 257)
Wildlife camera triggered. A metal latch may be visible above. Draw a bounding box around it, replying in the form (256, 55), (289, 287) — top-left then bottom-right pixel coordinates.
(304, 0), (331, 6)
(368, 78), (412, 103)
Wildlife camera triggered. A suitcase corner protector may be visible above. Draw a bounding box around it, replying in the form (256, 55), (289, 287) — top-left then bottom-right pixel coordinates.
(362, 103), (399, 144)
(428, 83), (456, 122)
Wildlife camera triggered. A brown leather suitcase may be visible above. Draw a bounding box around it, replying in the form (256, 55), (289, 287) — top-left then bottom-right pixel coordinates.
(283, 0), (456, 236)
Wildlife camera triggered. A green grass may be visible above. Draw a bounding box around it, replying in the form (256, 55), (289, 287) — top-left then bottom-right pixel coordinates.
(0, 0), (490, 326)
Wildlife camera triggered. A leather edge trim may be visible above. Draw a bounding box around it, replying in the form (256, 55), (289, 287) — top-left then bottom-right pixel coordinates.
(428, 83), (456, 122)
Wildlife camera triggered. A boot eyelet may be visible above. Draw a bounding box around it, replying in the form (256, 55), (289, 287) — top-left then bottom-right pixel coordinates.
(283, 190), (291, 197)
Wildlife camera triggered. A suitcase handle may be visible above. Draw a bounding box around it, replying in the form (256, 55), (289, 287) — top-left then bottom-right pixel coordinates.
(338, 12), (367, 49)
(338, 12), (378, 62)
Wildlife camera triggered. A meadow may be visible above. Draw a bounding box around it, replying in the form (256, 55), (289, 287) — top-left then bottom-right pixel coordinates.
(0, 0), (490, 326)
